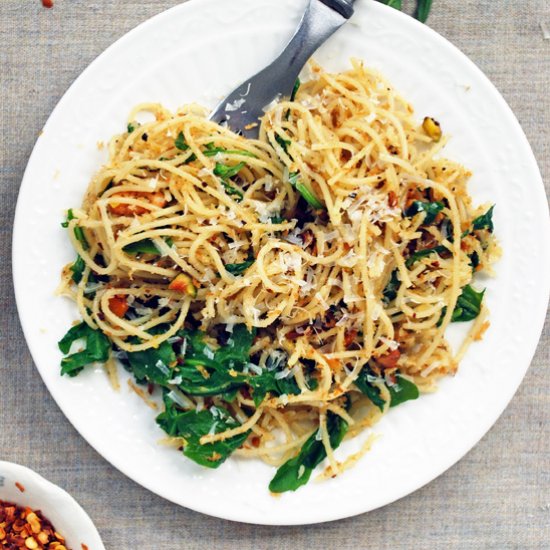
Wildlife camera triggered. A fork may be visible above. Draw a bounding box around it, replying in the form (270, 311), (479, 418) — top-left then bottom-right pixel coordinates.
(209, 0), (356, 138)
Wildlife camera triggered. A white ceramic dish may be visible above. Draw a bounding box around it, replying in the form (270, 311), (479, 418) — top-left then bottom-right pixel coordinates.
(0, 461), (105, 549)
(12, 0), (549, 525)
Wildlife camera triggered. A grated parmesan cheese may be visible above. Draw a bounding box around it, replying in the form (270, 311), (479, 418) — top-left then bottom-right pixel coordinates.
(225, 98), (247, 112)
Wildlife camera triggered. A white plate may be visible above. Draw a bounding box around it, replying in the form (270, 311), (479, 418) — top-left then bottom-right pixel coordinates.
(0, 461), (105, 549)
(13, 0), (550, 525)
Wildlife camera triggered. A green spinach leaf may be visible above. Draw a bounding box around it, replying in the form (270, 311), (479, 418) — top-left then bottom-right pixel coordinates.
(355, 369), (419, 410)
(70, 255), (86, 284)
(290, 78), (301, 102)
(214, 162), (245, 179)
(269, 412), (348, 493)
(275, 135), (291, 154)
(126, 340), (177, 385)
(157, 397), (249, 468)
(405, 200), (444, 225)
(58, 322), (110, 377)
(123, 236), (175, 256)
(175, 132), (190, 151)
(174, 326), (254, 396)
(221, 181), (244, 201)
(288, 172), (324, 209)
(388, 375), (420, 407)
(248, 370), (301, 407)
(203, 144), (256, 158)
(451, 284), (485, 322)
(406, 245), (448, 268)
(382, 269), (401, 304)
(354, 369), (386, 411)
(62, 209), (88, 250)
(472, 205), (495, 233)
(225, 258), (255, 276)
(123, 239), (159, 255)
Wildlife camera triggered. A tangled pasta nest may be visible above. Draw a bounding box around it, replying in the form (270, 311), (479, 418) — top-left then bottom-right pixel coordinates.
(58, 60), (499, 492)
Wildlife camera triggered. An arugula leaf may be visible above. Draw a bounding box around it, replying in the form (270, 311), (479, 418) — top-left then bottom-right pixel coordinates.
(248, 370), (301, 407)
(222, 387), (240, 403)
(275, 135), (291, 154)
(355, 369), (419, 410)
(387, 375), (419, 407)
(288, 172), (324, 209)
(58, 323), (91, 355)
(123, 236), (174, 256)
(221, 181), (244, 201)
(178, 364), (245, 396)
(123, 239), (159, 255)
(214, 162), (246, 200)
(62, 209), (88, 250)
(70, 255), (86, 284)
(174, 326), (254, 396)
(269, 412), (348, 493)
(175, 132), (190, 151)
(437, 284), (485, 327)
(405, 200), (444, 225)
(382, 269), (401, 304)
(214, 162), (245, 179)
(451, 285), (485, 322)
(354, 369), (386, 411)
(203, 145), (256, 158)
(58, 322), (110, 377)
(73, 226), (89, 249)
(174, 132), (198, 163)
(290, 78), (301, 102)
(406, 245), (447, 268)
(472, 205), (495, 233)
(156, 398), (249, 468)
(415, 0), (432, 22)
(213, 325), (256, 370)
(270, 216), (286, 225)
(126, 340), (177, 385)
(225, 258), (255, 276)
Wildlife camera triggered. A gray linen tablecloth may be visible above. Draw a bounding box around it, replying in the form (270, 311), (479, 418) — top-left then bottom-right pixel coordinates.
(1, 1), (549, 548)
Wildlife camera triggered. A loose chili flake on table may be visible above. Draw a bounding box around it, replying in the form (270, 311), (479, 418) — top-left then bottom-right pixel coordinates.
(0, 499), (69, 549)
(41, 0), (54, 8)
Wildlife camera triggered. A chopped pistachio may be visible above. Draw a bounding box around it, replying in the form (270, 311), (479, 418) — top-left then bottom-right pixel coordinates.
(168, 273), (197, 298)
(422, 116), (442, 141)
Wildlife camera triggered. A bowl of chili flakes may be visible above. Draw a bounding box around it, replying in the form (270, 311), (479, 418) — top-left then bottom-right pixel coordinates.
(0, 461), (104, 550)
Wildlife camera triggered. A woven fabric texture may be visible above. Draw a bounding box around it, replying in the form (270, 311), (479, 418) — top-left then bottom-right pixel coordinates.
(1, 1), (549, 548)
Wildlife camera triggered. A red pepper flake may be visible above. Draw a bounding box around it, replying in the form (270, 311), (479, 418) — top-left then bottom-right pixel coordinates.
(41, 0), (54, 8)
(376, 349), (401, 370)
(344, 329), (358, 348)
(14, 482), (25, 493)
(0, 499), (69, 548)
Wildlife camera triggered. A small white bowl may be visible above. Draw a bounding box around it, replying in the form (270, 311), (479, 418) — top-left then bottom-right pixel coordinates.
(0, 461), (105, 550)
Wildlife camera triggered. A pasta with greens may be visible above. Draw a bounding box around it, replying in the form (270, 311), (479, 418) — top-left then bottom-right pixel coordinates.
(58, 60), (499, 492)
